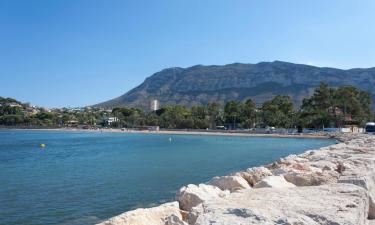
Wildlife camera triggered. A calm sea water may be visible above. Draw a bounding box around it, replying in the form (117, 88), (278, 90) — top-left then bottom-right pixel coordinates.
(0, 130), (335, 225)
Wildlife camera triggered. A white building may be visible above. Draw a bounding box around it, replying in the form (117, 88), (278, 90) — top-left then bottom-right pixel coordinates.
(105, 117), (119, 126)
(150, 99), (159, 111)
(7, 103), (22, 107)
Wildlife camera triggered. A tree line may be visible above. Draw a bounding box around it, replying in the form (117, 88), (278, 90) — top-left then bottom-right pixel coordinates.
(1, 83), (374, 129)
(110, 83), (373, 129)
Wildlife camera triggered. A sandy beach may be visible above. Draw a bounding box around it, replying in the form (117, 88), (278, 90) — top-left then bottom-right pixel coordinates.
(3, 127), (332, 139)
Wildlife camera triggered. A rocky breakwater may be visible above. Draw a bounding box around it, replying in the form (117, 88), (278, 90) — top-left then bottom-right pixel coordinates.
(97, 134), (375, 225)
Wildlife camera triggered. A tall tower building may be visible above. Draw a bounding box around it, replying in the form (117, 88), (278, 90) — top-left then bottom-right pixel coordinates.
(150, 99), (159, 111)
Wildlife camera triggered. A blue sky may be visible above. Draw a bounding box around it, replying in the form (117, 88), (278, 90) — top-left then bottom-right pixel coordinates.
(1, 0), (375, 108)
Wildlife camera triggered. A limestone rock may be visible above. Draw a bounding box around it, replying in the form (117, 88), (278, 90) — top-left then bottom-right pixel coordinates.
(253, 175), (296, 188)
(270, 168), (288, 176)
(283, 170), (339, 186)
(186, 204), (205, 225)
(232, 167), (272, 186)
(208, 176), (251, 192)
(339, 175), (375, 219)
(96, 202), (181, 225)
(194, 184), (369, 225)
(309, 160), (337, 171)
(165, 214), (188, 225)
(176, 184), (229, 211)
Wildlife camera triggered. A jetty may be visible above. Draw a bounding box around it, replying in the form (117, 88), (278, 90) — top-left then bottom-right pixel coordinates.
(97, 133), (375, 225)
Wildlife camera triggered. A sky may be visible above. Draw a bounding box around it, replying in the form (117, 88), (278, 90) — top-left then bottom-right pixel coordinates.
(1, 0), (375, 108)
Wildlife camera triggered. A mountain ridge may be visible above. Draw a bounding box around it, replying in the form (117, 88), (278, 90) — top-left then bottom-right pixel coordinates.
(94, 61), (375, 109)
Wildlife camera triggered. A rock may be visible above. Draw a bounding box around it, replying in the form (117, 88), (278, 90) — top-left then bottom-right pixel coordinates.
(270, 168), (288, 176)
(96, 202), (182, 225)
(329, 143), (347, 150)
(194, 184), (369, 225)
(339, 175), (375, 219)
(165, 214), (188, 225)
(290, 162), (313, 171)
(208, 176), (251, 192)
(283, 170), (340, 186)
(276, 155), (307, 167)
(253, 176), (296, 188)
(232, 167), (272, 186)
(176, 184), (229, 211)
(269, 158), (339, 187)
(186, 204), (205, 225)
(309, 160), (337, 171)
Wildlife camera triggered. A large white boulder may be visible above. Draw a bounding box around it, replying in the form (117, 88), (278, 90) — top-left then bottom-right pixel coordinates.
(208, 175), (251, 192)
(269, 157), (340, 187)
(253, 175), (296, 188)
(232, 166), (272, 186)
(176, 184), (229, 211)
(283, 170), (340, 186)
(194, 184), (369, 225)
(96, 202), (182, 225)
(339, 174), (375, 219)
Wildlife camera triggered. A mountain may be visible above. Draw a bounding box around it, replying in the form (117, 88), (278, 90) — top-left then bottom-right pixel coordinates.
(95, 61), (375, 109)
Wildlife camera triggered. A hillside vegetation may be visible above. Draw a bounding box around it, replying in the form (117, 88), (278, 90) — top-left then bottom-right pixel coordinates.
(95, 61), (375, 109)
(2, 84), (373, 129)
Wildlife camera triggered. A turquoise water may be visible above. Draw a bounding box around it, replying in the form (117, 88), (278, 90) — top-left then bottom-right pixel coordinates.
(0, 130), (335, 225)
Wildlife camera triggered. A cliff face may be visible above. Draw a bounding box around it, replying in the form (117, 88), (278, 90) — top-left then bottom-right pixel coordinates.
(95, 61), (375, 109)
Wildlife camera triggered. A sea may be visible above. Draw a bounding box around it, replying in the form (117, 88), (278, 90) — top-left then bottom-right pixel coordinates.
(0, 130), (335, 225)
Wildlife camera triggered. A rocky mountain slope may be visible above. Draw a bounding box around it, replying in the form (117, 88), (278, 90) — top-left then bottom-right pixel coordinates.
(95, 61), (375, 109)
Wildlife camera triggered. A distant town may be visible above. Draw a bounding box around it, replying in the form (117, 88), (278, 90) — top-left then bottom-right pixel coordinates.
(0, 97), (118, 128)
(1, 83), (374, 133)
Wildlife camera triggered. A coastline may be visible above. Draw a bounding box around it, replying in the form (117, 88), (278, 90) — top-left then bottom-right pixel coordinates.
(97, 133), (375, 225)
(1, 127), (331, 139)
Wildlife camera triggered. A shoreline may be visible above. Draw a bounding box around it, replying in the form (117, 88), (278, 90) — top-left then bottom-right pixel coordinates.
(1, 127), (332, 139)
(97, 133), (375, 225)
